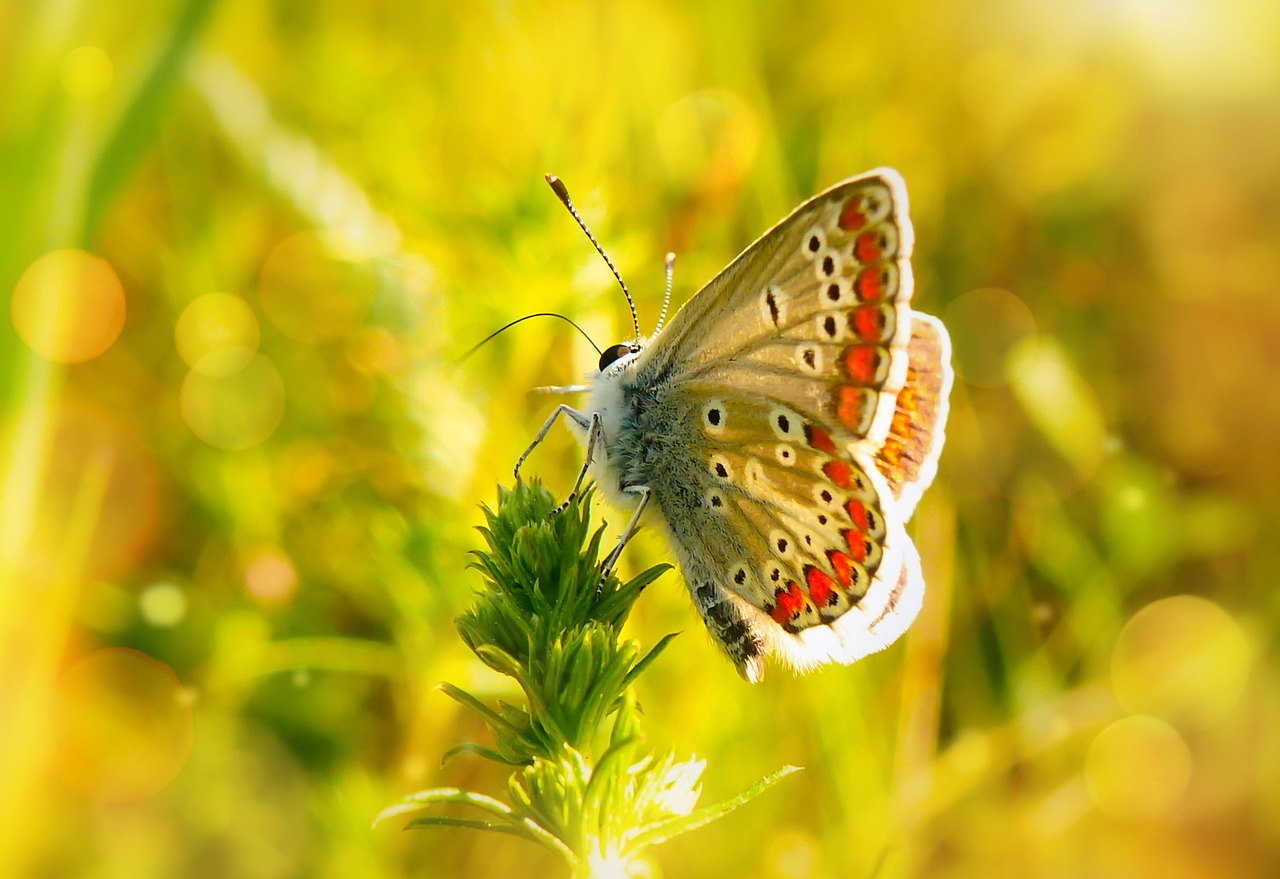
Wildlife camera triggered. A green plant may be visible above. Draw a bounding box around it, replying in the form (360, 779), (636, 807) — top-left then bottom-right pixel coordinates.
(377, 482), (797, 877)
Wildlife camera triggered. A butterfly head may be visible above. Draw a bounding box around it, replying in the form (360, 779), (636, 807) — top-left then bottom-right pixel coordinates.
(597, 341), (642, 375)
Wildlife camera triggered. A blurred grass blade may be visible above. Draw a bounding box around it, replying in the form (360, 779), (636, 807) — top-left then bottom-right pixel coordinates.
(83, 0), (219, 238)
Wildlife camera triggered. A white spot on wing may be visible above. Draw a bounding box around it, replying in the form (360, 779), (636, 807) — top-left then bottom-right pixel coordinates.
(800, 225), (826, 259)
(759, 284), (785, 328)
(862, 184), (893, 224)
(813, 247), (842, 282)
(822, 277), (849, 306)
(813, 484), (844, 509)
(709, 454), (733, 481)
(702, 399), (727, 437)
(705, 488), (727, 512)
(798, 345), (822, 372)
(769, 530), (793, 558)
(816, 312), (846, 342)
(769, 407), (801, 440)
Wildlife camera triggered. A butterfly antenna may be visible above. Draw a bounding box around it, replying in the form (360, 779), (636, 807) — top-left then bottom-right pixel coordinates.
(545, 174), (642, 343)
(654, 251), (675, 335)
(455, 312), (602, 367)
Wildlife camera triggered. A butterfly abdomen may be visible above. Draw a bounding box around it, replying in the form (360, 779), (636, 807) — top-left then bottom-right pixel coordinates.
(692, 580), (766, 683)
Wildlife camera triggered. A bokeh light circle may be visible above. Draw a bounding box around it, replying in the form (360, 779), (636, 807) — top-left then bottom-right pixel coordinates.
(258, 231), (376, 343)
(180, 354), (286, 450)
(60, 46), (114, 99)
(1112, 596), (1250, 728)
(175, 292), (260, 376)
(245, 548), (298, 606)
(140, 582), (188, 628)
(1085, 715), (1191, 821)
(11, 249), (126, 363)
(943, 287), (1038, 388)
(53, 648), (194, 802)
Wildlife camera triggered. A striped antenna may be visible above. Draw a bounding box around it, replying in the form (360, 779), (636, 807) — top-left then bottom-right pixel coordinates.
(654, 252), (675, 335)
(545, 174), (642, 343)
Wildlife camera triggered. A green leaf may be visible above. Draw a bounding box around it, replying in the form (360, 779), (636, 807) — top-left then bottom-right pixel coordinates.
(377, 786), (577, 864)
(581, 735), (642, 817)
(474, 644), (555, 726)
(437, 682), (522, 733)
(402, 815), (542, 841)
(441, 742), (527, 767)
(620, 632), (679, 691)
(374, 787), (519, 827)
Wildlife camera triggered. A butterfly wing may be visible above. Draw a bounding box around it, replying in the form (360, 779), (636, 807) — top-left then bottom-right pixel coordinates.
(619, 170), (948, 679)
(641, 169), (918, 453)
(633, 385), (926, 680)
(871, 311), (953, 520)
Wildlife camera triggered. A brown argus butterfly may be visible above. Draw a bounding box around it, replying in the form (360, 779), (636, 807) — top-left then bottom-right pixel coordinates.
(519, 170), (952, 682)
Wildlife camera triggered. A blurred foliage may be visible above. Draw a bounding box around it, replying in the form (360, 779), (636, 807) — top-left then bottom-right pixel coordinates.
(1, 1), (1279, 878)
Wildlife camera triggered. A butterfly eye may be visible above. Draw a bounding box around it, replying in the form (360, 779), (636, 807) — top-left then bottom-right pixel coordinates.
(598, 343), (635, 371)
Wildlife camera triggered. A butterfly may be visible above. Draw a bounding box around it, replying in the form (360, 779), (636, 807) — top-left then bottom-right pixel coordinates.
(518, 169), (952, 682)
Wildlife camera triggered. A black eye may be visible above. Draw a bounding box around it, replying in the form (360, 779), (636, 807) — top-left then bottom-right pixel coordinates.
(598, 343), (635, 371)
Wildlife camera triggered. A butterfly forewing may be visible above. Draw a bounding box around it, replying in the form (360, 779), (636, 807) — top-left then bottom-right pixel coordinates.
(639, 169), (917, 453)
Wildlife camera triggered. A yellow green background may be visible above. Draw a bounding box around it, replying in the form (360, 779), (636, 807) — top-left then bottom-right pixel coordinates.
(2, 1), (1278, 877)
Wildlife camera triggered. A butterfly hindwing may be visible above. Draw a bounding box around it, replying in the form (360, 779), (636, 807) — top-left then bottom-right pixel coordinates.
(634, 381), (923, 678)
(872, 312), (953, 519)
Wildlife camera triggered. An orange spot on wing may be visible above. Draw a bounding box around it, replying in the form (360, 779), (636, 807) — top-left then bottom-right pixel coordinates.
(837, 386), (871, 432)
(772, 581), (805, 626)
(891, 408), (914, 437)
(823, 460), (855, 489)
(805, 566), (835, 606)
(838, 195), (868, 231)
(854, 230), (882, 262)
(897, 383), (920, 414)
(851, 306), (886, 342)
(843, 346), (882, 385)
(828, 550), (853, 587)
(843, 529), (868, 562)
(855, 267), (886, 302)
(806, 425), (836, 453)
(845, 499), (870, 532)
(879, 438), (905, 472)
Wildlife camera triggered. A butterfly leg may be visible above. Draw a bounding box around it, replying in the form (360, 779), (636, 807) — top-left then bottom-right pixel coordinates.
(552, 412), (603, 516)
(601, 485), (651, 578)
(514, 404), (593, 482)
